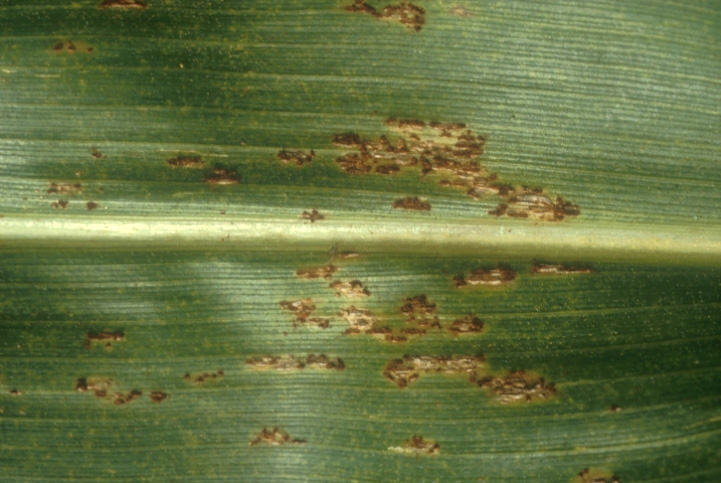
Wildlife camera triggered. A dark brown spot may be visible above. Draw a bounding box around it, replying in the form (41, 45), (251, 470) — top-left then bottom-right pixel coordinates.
(384, 354), (485, 388)
(249, 427), (306, 447)
(329, 280), (370, 298)
(390, 435), (440, 455)
(99, 0), (147, 9)
(91, 148), (105, 159)
(149, 391), (168, 403)
(609, 405), (622, 413)
(301, 209), (324, 223)
(9, 388), (23, 396)
(277, 149), (315, 166)
(167, 156), (204, 168)
(75, 377), (88, 392)
(476, 371), (556, 404)
(392, 196), (431, 211)
(51, 200), (69, 209)
(345, 1), (425, 30)
(86, 201), (98, 211)
(280, 299), (316, 320)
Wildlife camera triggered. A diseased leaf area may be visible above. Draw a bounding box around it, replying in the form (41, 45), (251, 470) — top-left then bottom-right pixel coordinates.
(1, 250), (721, 481)
(0, 0), (720, 481)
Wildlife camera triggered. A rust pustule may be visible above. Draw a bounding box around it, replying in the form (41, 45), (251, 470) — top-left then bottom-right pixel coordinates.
(205, 168), (239, 185)
(448, 315), (484, 335)
(329, 280), (370, 298)
(246, 354), (345, 371)
(531, 262), (593, 275)
(183, 370), (224, 385)
(296, 264), (337, 279)
(47, 182), (82, 195)
(149, 391), (168, 403)
(84, 330), (125, 348)
(99, 0), (147, 9)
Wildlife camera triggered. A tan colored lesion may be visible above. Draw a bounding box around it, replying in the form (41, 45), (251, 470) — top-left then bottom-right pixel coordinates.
(245, 354), (345, 371)
(301, 209), (324, 223)
(167, 156), (205, 168)
(75, 377), (142, 405)
(47, 182), (82, 195)
(448, 315), (484, 336)
(249, 427), (306, 447)
(183, 370), (224, 385)
(83, 330), (125, 349)
(205, 168), (239, 185)
(454, 266), (516, 287)
(575, 468), (621, 483)
(384, 354), (486, 388)
(475, 371), (556, 404)
(389, 435), (440, 455)
(99, 0), (148, 9)
(400, 294), (439, 328)
(392, 196), (431, 211)
(296, 264), (338, 279)
(344, 1), (426, 31)
(52, 40), (94, 54)
(279, 299), (331, 328)
(277, 149), (315, 166)
(332, 118), (581, 222)
(329, 280), (371, 298)
(531, 261), (593, 275)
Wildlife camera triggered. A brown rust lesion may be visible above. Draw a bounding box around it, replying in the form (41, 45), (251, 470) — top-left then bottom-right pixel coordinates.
(454, 266), (516, 287)
(448, 315), (484, 336)
(279, 299), (329, 328)
(392, 196), (431, 211)
(183, 370), (224, 385)
(249, 427), (306, 447)
(99, 0), (148, 9)
(277, 149), (315, 166)
(475, 371), (556, 404)
(48, 182), (82, 195)
(51, 200), (69, 209)
(576, 468), (621, 483)
(75, 377), (142, 405)
(531, 261), (593, 275)
(389, 435), (440, 455)
(400, 294), (440, 328)
(345, 1), (426, 31)
(149, 391), (168, 403)
(205, 167), (239, 185)
(167, 156), (205, 168)
(86, 201), (99, 211)
(245, 354), (345, 371)
(329, 280), (370, 298)
(84, 330), (125, 349)
(332, 118), (581, 222)
(296, 264), (337, 279)
(301, 209), (324, 223)
(384, 354), (486, 388)
(52, 40), (94, 54)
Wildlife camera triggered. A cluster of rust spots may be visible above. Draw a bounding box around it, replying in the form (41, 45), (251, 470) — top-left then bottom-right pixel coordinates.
(332, 118), (580, 221)
(448, 315), (484, 336)
(149, 391), (168, 404)
(83, 330), (125, 349)
(167, 156), (205, 169)
(301, 209), (324, 223)
(99, 0), (147, 9)
(384, 355), (486, 388)
(277, 149), (315, 166)
(401, 295), (440, 328)
(345, 1), (426, 31)
(249, 427), (306, 447)
(75, 377), (142, 405)
(205, 167), (239, 185)
(51, 200), (69, 209)
(52, 40), (93, 54)
(9, 388), (23, 396)
(86, 201), (99, 211)
(329, 280), (371, 298)
(490, 189), (580, 221)
(475, 371), (556, 404)
(392, 196), (431, 211)
(576, 468), (621, 483)
(48, 182), (82, 195)
(454, 266), (516, 287)
(183, 370), (224, 385)
(279, 299), (330, 328)
(531, 261), (593, 275)
(389, 435), (440, 456)
(609, 404), (622, 413)
(296, 264), (338, 279)
(245, 354), (345, 371)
